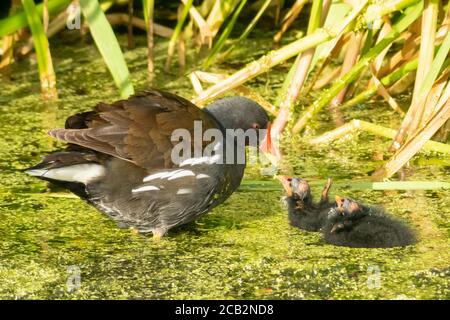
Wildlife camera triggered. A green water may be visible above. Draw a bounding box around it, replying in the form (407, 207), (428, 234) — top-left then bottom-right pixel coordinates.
(0, 35), (449, 299)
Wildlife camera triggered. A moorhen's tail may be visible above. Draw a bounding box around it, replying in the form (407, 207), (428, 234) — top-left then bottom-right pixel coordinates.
(25, 150), (105, 199)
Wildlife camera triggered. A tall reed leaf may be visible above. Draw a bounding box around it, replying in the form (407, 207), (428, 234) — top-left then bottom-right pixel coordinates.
(293, 1), (424, 133)
(203, 0), (248, 68)
(0, 0), (70, 37)
(21, 0), (57, 99)
(164, 0), (193, 72)
(79, 0), (134, 98)
(239, 180), (450, 191)
(275, 0), (324, 107)
(220, 0), (271, 60)
(418, 30), (450, 98)
(143, 0), (155, 77)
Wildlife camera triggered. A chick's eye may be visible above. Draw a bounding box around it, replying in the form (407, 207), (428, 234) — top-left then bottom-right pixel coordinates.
(252, 123), (260, 129)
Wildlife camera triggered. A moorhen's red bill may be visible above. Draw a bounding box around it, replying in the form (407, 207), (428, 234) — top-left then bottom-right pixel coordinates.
(26, 89), (278, 237)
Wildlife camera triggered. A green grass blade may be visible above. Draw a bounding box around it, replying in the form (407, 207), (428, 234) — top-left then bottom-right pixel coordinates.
(371, 181), (450, 190)
(164, 0), (193, 72)
(21, 0), (57, 98)
(203, 0), (247, 68)
(275, 0), (324, 106)
(142, 0), (152, 24)
(341, 57), (419, 109)
(418, 30), (450, 98)
(0, 0), (70, 37)
(239, 179), (450, 191)
(309, 2), (351, 70)
(220, 0), (271, 60)
(293, 1), (424, 133)
(142, 0), (155, 77)
(79, 0), (134, 98)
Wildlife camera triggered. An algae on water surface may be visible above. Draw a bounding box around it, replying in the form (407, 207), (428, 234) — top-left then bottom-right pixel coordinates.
(0, 35), (448, 299)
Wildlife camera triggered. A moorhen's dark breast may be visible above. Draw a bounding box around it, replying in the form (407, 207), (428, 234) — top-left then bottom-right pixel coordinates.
(27, 89), (269, 237)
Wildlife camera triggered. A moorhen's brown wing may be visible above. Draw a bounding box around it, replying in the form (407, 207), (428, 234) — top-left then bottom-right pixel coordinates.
(49, 89), (222, 170)
(45, 89), (237, 236)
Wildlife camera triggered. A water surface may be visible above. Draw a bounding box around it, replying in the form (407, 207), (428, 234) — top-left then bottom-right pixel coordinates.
(0, 34), (448, 299)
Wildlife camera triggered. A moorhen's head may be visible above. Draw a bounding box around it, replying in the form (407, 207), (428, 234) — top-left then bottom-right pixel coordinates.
(328, 196), (364, 233)
(204, 96), (271, 146)
(278, 176), (312, 206)
(205, 97), (269, 134)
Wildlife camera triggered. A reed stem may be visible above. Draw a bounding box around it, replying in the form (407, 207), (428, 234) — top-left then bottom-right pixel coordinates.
(143, 0), (155, 79)
(165, 0), (193, 72)
(309, 119), (450, 154)
(271, 0), (329, 136)
(193, 0), (369, 105)
(203, 0), (247, 68)
(342, 57), (420, 109)
(21, 0), (57, 99)
(220, 0), (271, 60)
(375, 98), (450, 179)
(292, 2), (423, 133)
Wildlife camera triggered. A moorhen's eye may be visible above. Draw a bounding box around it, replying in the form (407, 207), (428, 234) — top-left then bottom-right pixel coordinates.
(252, 123), (260, 129)
(287, 178), (292, 182)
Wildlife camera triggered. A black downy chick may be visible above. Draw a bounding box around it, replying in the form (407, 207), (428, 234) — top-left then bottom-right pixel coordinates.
(323, 196), (417, 248)
(279, 176), (333, 231)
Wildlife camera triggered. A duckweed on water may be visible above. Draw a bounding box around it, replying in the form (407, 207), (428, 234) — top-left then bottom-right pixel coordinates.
(0, 35), (448, 299)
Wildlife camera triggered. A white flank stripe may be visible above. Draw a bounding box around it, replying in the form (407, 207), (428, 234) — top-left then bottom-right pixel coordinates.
(168, 170), (195, 180)
(26, 164), (105, 185)
(179, 156), (209, 166)
(143, 171), (172, 182)
(196, 174), (210, 179)
(25, 169), (47, 177)
(162, 169), (183, 179)
(213, 142), (222, 151)
(176, 188), (192, 195)
(179, 154), (223, 166)
(143, 169), (186, 182)
(210, 154), (222, 164)
(143, 171), (169, 181)
(132, 185), (160, 193)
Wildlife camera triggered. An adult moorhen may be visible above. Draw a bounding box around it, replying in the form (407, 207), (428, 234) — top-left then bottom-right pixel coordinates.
(279, 176), (333, 231)
(324, 196), (417, 248)
(26, 89), (277, 238)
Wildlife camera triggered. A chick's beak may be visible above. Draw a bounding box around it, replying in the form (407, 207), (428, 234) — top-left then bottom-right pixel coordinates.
(277, 175), (292, 197)
(330, 223), (342, 234)
(259, 122), (281, 165)
(335, 195), (345, 214)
